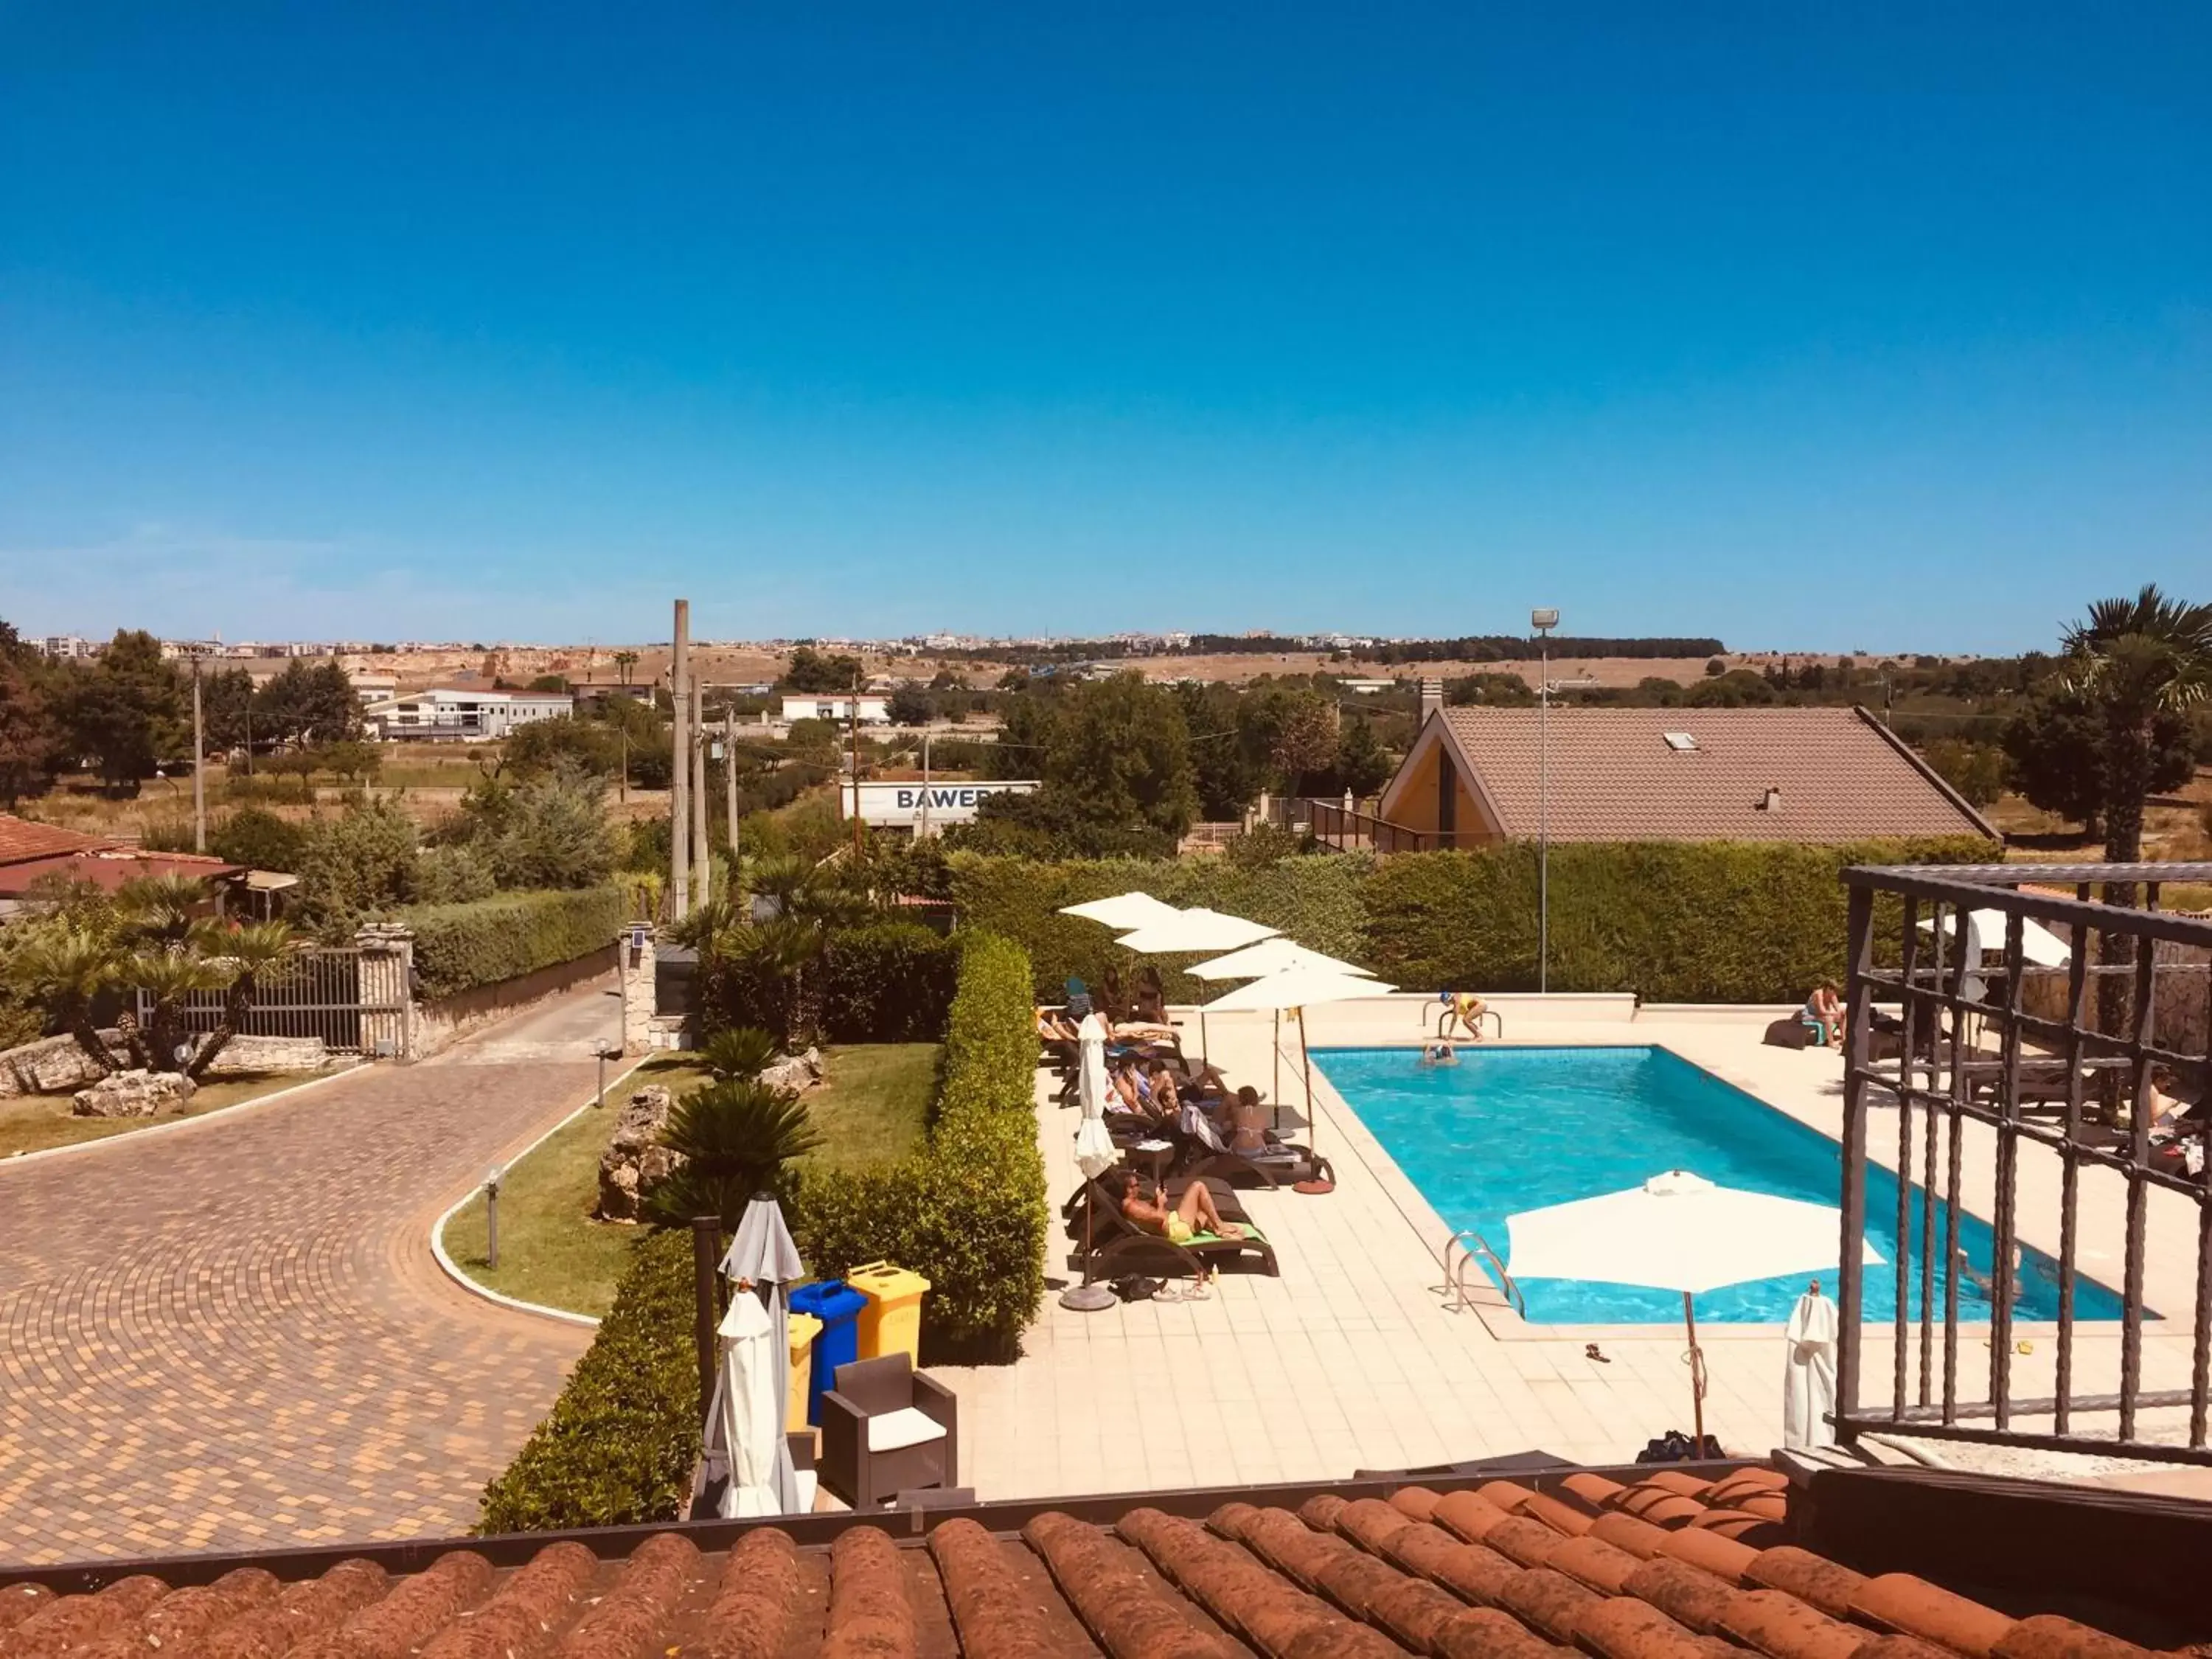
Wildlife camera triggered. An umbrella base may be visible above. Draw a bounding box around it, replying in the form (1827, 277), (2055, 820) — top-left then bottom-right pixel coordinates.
(1058, 1282), (1119, 1312)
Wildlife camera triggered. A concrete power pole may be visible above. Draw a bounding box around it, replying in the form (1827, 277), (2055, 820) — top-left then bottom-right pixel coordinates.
(848, 672), (863, 859)
(690, 679), (711, 908)
(670, 599), (691, 920)
(191, 652), (206, 854)
(723, 709), (739, 864)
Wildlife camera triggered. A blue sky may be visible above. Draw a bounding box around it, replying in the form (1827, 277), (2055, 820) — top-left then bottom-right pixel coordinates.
(2, 2), (2206, 651)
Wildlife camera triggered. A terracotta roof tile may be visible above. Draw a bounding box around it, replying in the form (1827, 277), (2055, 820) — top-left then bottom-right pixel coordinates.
(1589, 1512), (1675, 1560)
(1989, 1614), (2157, 1659)
(1626, 1557), (1739, 1633)
(1388, 1486), (1441, 1524)
(1491, 1567), (1603, 1644)
(1545, 1534), (1645, 1597)
(1559, 1473), (1630, 1512)
(0, 814), (111, 866)
(1430, 706), (1996, 842)
(1517, 1493), (1596, 1538)
(1658, 1526), (1760, 1585)
(1434, 1489), (1519, 1545)
(1851, 1574), (2017, 1659)
(1715, 1588), (1870, 1659)
(1745, 1548), (1870, 1621)
(1573, 1596), (1736, 1659)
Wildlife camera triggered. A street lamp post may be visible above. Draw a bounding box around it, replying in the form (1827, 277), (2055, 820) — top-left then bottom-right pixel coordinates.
(1531, 608), (1559, 995)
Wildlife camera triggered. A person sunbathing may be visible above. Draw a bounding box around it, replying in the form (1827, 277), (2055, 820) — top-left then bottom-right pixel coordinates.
(1099, 1166), (1244, 1276)
(1037, 1007), (1079, 1043)
(1107, 1059), (1171, 1127)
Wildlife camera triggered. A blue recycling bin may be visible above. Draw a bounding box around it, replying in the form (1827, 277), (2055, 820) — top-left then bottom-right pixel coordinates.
(789, 1278), (870, 1425)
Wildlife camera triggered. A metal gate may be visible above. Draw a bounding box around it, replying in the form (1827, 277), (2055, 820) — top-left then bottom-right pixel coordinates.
(1837, 860), (2212, 1464)
(139, 945), (409, 1057)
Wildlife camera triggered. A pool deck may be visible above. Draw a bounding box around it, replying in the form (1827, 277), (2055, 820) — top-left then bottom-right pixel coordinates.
(931, 994), (2208, 1502)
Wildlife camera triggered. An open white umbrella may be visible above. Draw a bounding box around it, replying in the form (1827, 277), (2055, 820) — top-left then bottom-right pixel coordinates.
(1060, 891), (1186, 931)
(1202, 967), (1395, 1164)
(1506, 1171), (1882, 1450)
(1916, 910), (2070, 969)
(714, 1292), (783, 1516)
(1187, 941), (1376, 1119)
(1114, 908), (1281, 1061)
(1062, 1012), (1121, 1312)
(720, 1193), (805, 1514)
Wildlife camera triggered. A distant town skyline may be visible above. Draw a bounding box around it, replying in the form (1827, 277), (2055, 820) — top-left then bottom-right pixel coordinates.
(4, 5), (2205, 652)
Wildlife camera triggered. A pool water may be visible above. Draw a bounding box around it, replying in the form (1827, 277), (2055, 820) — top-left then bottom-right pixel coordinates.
(1315, 1045), (2128, 1326)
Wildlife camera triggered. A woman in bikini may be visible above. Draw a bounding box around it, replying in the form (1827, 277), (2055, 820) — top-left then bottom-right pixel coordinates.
(1100, 1167), (1243, 1290)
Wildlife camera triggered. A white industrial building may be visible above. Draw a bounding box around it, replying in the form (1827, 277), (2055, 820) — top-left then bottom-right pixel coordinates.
(780, 694), (890, 725)
(362, 688), (572, 742)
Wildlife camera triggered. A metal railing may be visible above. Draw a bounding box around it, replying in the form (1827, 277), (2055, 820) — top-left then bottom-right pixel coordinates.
(1442, 1227), (1526, 1316)
(140, 946), (403, 1055)
(1836, 862), (2212, 1464)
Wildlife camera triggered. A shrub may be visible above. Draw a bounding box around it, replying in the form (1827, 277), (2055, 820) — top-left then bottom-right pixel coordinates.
(403, 886), (625, 999)
(696, 920), (961, 1045)
(794, 933), (1045, 1363)
(296, 797), (421, 931)
(476, 1230), (698, 1532)
(209, 806), (307, 873)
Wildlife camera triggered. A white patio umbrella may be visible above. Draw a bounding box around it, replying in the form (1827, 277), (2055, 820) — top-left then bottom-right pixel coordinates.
(1115, 908), (1281, 1060)
(719, 1193), (805, 1514)
(1202, 967), (1396, 1165)
(1917, 910), (2070, 968)
(1059, 891), (1186, 931)
(1187, 940), (1376, 1119)
(714, 1292), (783, 1517)
(1506, 1171), (1882, 1450)
(1062, 1012), (1120, 1312)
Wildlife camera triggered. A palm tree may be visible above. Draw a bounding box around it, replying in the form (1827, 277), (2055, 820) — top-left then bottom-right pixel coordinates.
(644, 1077), (822, 1234)
(700, 1026), (776, 1082)
(2062, 585), (2212, 866)
(1, 924), (125, 1073)
(115, 948), (232, 1072)
(613, 650), (640, 686)
(185, 921), (297, 1079)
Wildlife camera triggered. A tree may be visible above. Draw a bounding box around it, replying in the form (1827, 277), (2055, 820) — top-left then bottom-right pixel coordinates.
(782, 644), (863, 692)
(60, 630), (184, 791)
(1262, 691), (1339, 793)
(526, 673), (568, 693)
(198, 666), (258, 755)
(612, 650), (640, 685)
(296, 797), (422, 930)
(887, 684), (933, 727)
(644, 1079), (822, 1233)
(2058, 585), (2212, 864)
(473, 764), (617, 890)
(0, 622), (60, 805)
(1705, 657), (1727, 677)
(254, 661), (363, 749)
(1920, 738), (2008, 809)
(1333, 718), (1396, 798)
(504, 715), (622, 779)
(1171, 681), (1265, 819)
(1040, 674), (1199, 837)
(209, 807), (307, 872)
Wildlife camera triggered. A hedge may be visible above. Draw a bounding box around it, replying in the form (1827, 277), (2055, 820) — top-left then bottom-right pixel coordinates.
(476, 1228), (698, 1532)
(793, 932), (1046, 1363)
(401, 886), (627, 1001)
(946, 838), (1997, 1006)
(697, 921), (961, 1045)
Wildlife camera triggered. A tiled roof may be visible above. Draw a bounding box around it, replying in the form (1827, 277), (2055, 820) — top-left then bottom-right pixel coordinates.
(0, 814), (111, 866)
(0, 1467), (2162, 1659)
(0, 849), (246, 898)
(1436, 706), (1997, 844)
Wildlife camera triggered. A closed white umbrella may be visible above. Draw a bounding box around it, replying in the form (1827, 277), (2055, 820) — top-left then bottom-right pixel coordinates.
(1506, 1171), (1882, 1450)
(1062, 1012), (1120, 1313)
(720, 1193), (804, 1514)
(1060, 891), (1186, 931)
(714, 1293), (782, 1517)
(1202, 967), (1396, 1164)
(1783, 1281), (1840, 1450)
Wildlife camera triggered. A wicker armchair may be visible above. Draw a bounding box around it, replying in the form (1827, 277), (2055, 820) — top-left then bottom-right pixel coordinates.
(817, 1354), (958, 1509)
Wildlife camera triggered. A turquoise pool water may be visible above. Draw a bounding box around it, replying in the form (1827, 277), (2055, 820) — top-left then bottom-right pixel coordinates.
(1315, 1044), (2128, 1326)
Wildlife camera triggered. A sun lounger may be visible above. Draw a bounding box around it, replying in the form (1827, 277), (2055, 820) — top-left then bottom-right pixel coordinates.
(1062, 1175), (1279, 1281)
(1173, 1100), (1332, 1189)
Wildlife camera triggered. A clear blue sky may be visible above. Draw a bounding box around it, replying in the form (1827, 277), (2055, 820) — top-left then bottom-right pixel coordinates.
(2, 2), (2205, 651)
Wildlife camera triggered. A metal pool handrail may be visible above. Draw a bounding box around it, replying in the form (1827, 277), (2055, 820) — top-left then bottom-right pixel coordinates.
(1443, 1228), (1526, 1317)
(1429, 1004), (1506, 1041)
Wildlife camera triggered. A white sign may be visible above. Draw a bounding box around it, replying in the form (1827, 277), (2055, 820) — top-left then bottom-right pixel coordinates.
(841, 779), (1039, 827)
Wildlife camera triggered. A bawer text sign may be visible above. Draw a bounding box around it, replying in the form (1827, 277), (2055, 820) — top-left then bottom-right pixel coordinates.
(841, 779), (1040, 827)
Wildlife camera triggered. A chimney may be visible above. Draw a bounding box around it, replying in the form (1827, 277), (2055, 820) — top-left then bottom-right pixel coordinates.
(1758, 787), (1783, 813)
(1418, 677), (1443, 729)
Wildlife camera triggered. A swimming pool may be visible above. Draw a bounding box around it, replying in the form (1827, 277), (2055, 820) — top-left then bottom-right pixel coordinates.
(1315, 1044), (2128, 1326)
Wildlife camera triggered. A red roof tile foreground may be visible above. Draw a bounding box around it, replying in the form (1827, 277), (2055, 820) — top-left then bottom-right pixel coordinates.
(0, 814), (111, 867)
(1432, 706), (1998, 844)
(0, 1466), (2171, 1659)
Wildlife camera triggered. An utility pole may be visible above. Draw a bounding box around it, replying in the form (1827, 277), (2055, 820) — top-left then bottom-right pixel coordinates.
(919, 729), (933, 839)
(191, 650), (206, 854)
(848, 671), (863, 859)
(723, 708), (739, 863)
(690, 679), (711, 908)
(1531, 607), (1559, 996)
(670, 599), (691, 919)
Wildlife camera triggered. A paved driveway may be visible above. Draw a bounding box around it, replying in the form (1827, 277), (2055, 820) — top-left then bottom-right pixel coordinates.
(0, 985), (626, 1566)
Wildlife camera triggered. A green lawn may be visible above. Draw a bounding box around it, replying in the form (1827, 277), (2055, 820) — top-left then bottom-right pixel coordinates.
(0, 1068), (352, 1161)
(441, 1043), (939, 1317)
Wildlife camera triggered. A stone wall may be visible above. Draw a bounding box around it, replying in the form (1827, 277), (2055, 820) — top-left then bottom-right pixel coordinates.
(0, 1031), (337, 1099)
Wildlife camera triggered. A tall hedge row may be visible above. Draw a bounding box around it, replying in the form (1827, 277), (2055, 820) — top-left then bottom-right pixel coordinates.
(946, 838), (1996, 1006)
(697, 921), (961, 1044)
(476, 1228), (698, 1533)
(793, 932), (1046, 1363)
(402, 886), (627, 1000)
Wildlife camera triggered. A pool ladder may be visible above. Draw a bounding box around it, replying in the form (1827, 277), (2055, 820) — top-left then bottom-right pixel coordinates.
(1442, 1228), (1526, 1317)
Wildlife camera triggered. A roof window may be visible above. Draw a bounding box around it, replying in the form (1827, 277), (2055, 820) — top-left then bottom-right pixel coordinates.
(1662, 731), (1698, 751)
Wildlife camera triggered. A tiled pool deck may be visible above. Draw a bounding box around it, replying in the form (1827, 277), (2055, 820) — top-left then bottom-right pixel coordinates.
(933, 994), (2208, 1500)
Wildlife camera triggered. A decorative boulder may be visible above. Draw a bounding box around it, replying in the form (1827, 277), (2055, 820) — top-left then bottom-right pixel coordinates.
(758, 1046), (824, 1097)
(596, 1084), (684, 1222)
(72, 1068), (198, 1119)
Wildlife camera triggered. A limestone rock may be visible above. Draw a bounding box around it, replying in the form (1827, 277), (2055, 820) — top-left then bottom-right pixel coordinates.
(758, 1046), (824, 1097)
(595, 1084), (685, 1222)
(72, 1068), (198, 1119)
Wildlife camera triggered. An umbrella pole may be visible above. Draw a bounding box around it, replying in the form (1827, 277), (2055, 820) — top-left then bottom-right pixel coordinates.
(1298, 1006), (1315, 1153)
(1683, 1290), (1708, 1454)
(1060, 1177), (1118, 1312)
(1272, 1012), (1281, 1131)
(1200, 1007), (1209, 1064)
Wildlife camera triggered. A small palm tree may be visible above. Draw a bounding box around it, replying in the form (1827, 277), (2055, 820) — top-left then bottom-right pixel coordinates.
(645, 1078), (823, 1234)
(115, 949), (233, 1072)
(1, 924), (124, 1074)
(116, 874), (215, 948)
(2062, 585), (2212, 867)
(185, 922), (298, 1079)
(700, 1026), (777, 1082)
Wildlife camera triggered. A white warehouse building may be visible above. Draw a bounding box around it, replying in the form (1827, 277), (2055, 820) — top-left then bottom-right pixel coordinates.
(363, 688), (573, 742)
(780, 694), (890, 725)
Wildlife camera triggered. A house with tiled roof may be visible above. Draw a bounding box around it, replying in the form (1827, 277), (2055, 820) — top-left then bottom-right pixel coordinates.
(1362, 705), (1998, 852)
(0, 812), (246, 915)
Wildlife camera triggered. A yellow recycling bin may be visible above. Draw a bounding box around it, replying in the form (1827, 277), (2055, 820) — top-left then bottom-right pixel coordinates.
(847, 1261), (931, 1365)
(784, 1311), (823, 1433)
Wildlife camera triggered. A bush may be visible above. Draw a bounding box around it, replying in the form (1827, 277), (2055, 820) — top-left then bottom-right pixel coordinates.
(403, 886), (625, 999)
(698, 920), (961, 1044)
(413, 844), (498, 905)
(794, 933), (1045, 1363)
(476, 1230), (698, 1532)
(296, 797), (421, 931)
(209, 807), (307, 873)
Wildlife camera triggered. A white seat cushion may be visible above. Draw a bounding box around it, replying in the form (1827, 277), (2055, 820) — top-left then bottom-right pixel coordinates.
(865, 1406), (948, 1453)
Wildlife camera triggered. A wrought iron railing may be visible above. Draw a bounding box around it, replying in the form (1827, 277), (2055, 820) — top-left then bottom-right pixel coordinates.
(1837, 862), (2212, 1464)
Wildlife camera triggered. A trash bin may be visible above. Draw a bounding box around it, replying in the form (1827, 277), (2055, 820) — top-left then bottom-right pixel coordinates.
(784, 1311), (822, 1434)
(847, 1260), (931, 1365)
(788, 1279), (869, 1425)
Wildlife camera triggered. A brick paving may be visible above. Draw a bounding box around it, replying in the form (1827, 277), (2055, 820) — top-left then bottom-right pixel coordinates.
(0, 988), (621, 1566)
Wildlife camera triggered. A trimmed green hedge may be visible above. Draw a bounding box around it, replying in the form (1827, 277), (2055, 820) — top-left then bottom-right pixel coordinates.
(402, 886), (626, 1000)
(947, 838), (1997, 1006)
(476, 1229), (698, 1532)
(698, 921), (961, 1044)
(793, 932), (1046, 1363)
